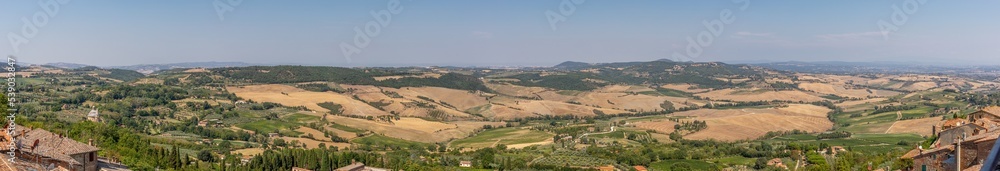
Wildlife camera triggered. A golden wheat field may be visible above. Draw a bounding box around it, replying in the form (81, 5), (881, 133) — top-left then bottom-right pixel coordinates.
(227, 84), (390, 117)
(696, 88), (826, 102)
(885, 117), (941, 136)
(666, 104), (833, 141)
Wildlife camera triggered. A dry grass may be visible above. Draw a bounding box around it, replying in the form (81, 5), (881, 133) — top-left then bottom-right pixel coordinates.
(296, 127), (326, 138)
(672, 104), (833, 141)
(373, 73), (442, 81)
(906, 82), (939, 91)
(836, 98), (888, 108)
(183, 68), (209, 73)
(633, 120), (677, 134)
(489, 98), (628, 119)
(232, 148), (265, 156)
(322, 126), (359, 139)
(320, 114), (500, 143)
(797, 82), (899, 98)
(506, 139), (554, 149)
(133, 78), (164, 85)
(696, 88), (825, 102)
(486, 83), (553, 97)
(340, 85), (473, 118)
(398, 87), (487, 110)
(227, 84), (389, 117)
(660, 84), (710, 93)
(576, 93), (673, 112)
(886, 117), (941, 136)
(275, 137), (350, 149)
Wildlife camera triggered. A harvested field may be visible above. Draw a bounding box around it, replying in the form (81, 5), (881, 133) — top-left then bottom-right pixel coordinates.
(660, 84), (711, 93)
(341, 85), (472, 118)
(633, 120), (677, 134)
(183, 68), (209, 73)
(507, 139), (554, 149)
(575, 93), (674, 112)
(488, 99), (628, 119)
(232, 148), (265, 156)
(397, 87), (487, 110)
(905, 82), (939, 91)
(296, 127), (326, 138)
(341, 86), (416, 114)
(133, 78), (164, 85)
(487, 83), (551, 97)
(798, 83), (901, 98)
(276, 137), (350, 149)
(593, 85), (654, 93)
(886, 117), (941, 136)
(836, 98), (888, 108)
(321, 115), (500, 143)
(323, 126), (359, 139)
(451, 128), (554, 149)
(227, 84), (389, 117)
(696, 89), (825, 102)
(373, 73), (442, 81)
(671, 104), (833, 141)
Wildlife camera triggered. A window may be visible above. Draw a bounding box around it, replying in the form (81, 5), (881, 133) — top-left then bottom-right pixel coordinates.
(90, 152), (94, 161)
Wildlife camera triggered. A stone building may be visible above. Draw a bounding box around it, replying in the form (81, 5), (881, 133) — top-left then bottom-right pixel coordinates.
(0, 124), (129, 171)
(87, 109), (100, 122)
(908, 106), (1000, 170)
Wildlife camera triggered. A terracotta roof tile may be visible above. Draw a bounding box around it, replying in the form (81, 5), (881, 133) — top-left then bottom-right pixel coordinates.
(12, 126), (99, 165)
(983, 106), (1000, 116)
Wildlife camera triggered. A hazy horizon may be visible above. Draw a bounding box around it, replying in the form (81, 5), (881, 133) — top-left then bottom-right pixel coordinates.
(3, 1), (999, 67)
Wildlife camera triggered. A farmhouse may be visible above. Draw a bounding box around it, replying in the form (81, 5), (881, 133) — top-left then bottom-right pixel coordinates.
(969, 106), (1000, 123)
(908, 106), (1000, 170)
(0, 124), (129, 171)
(334, 162), (387, 171)
(766, 158), (787, 169)
(87, 109), (100, 122)
(459, 161), (472, 167)
(597, 165), (615, 171)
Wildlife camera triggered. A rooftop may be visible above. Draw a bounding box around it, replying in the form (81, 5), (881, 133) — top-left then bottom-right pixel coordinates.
(8, 125), (100, 165)
(87, 109), (99, 117)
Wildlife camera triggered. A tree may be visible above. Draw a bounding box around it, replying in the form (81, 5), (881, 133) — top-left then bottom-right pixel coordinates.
(219, 140), (232, 149)
(198, 150), (215, 162)
(273, 139), (287, 147)
(437, 143), (447, 152)
(754, 158), (768, 170)
(671, 163), (694, 171)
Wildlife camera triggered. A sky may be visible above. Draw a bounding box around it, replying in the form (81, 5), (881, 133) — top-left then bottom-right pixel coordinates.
(1, 0), (998, 67)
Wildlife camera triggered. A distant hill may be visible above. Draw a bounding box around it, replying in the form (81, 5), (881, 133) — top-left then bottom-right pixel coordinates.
(750, 61), (973, 75)
(553, 61), (592, 70)
(43, 62), (93, 69)
(492, 59), (775, 91)
(109, 62), (260, 74)
(211, 65), (493, 92)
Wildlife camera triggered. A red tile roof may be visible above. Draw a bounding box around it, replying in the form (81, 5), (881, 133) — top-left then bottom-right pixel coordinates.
(10, 125), (99, 165)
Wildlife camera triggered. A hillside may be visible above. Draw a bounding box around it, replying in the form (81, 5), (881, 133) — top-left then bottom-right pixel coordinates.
(7, 60), (998, 170)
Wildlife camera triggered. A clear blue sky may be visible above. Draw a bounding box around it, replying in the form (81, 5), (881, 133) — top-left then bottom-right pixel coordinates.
(1, 0), (998, 66)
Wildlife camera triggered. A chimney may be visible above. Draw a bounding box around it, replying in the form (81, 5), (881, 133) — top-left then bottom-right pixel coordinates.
(88, 138), (94, 146)
(932, 125), (937, 136)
